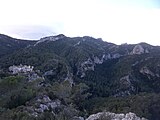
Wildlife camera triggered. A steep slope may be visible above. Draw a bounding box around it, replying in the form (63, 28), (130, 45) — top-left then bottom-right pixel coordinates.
(83, 53), (160, 97)
(0, 34), (159, 90)
(0, 35), (116, 78)
(0, 34), (160, 119)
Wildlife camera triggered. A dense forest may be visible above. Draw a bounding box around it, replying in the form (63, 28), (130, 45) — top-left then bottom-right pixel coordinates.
(0, 34), (160, 120)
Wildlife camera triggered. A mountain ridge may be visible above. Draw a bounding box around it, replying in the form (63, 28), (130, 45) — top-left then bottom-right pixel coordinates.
(0, 33), (160, 120)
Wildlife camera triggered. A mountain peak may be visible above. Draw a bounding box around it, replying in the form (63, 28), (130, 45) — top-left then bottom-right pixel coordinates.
(55, 34), (66, 38)
(35, 34), (66, 46)
(40, 34), (66, 41)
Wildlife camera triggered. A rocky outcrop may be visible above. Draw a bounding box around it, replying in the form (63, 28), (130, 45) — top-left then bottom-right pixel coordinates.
(140, 67), (155, 77)
(86, 112), (147, 120)
(131, 45), (145, 55)
(25, 95), (82, 119)
(77, 58), (95, 78)
(120, 75), (131, 86)
(25, 95), (61, 117)
(65, 73), (74, 86)
(34, 34), (66, 46)
(74, 41), (81, 46)
(131, 44), (149, 55)
(114, 75), (136, 97)
(94, 56), (103, 64)
(72, 116), (84, 120)
(78, 53), (122, 78)
(28, 72), (41, 82)
(28, 95), (57, 115)
(9, 64), (41, 82)
(140, 66), (160, 79)
(44, 70), (57, 76)
(9, 64), (34, 74)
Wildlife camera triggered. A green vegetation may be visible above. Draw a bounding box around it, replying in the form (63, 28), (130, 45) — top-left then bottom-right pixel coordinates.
(1, 34), (160, 119)
(82, 93), (160, 120)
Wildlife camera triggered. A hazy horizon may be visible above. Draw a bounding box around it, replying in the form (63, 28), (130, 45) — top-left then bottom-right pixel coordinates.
(0, 0), (160, 45)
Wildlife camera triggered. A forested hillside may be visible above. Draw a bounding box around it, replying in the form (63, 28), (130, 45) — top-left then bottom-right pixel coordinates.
(0, 34), (160, 120)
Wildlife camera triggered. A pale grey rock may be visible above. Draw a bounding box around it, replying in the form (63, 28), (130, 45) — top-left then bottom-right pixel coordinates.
(42, 95), (52, 103)
(74, 41), (81, 46)
(104, 54), (112, 60)
(102, 54), (106, 60)
(86, 112), (147, 120)
(9, 64), (34, 74)
(78, 58), (95, 78)
(44, 70), (56, 76)
(65, 73), (74, 86)
(80, 72), (86, 78)
(78, 53), (122, 78)
(36, 104), (49, 113)
(156, 74), (160, 77)
(145, 49), (149, 53)
(144, 57), (152, 61)
(120, 75), (131, 86)
(81, 58), (94, 70)
(28, 95), (62, 116)
(9, 64), (42, 82)
(34, 34), (65, 46)
(112, 53), (121, 59)
(102, 54), (110, 60)
(114, 75), (136, 97)
(28, 73), (41, 82)
(131, 45), (145, 55)
(103, 53), (121, 60)
(140, 67), (155, 77)
(47, 100), (61, 109)
(94, 56), (103, 64)
(72, 116), (84, 120)
(132, 61), (139, 66)
(31, 112), (38, 117)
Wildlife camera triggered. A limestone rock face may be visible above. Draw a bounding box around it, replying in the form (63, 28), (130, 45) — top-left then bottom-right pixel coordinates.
(9, 64), (34, 74)
(26, 95), (61, 117)
(34, 34), (66, 46)
(131, 45), (145, 55)
(140, 67), (155, 77)
(77, 53), (122, 78)
(86, 112), (147, 120)
(72, 116), (84, 120)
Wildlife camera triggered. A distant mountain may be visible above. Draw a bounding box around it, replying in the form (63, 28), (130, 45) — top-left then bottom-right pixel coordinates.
(0, 33), (160, 120)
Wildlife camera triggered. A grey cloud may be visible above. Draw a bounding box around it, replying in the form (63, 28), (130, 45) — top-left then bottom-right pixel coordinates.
(3, 25), (59, 40)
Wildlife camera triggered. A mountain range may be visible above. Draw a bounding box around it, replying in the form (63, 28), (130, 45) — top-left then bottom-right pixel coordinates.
(0, 34), (160, 120)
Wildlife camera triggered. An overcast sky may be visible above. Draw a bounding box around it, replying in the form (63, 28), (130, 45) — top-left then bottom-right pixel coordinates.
(0, 0), (160, 45)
